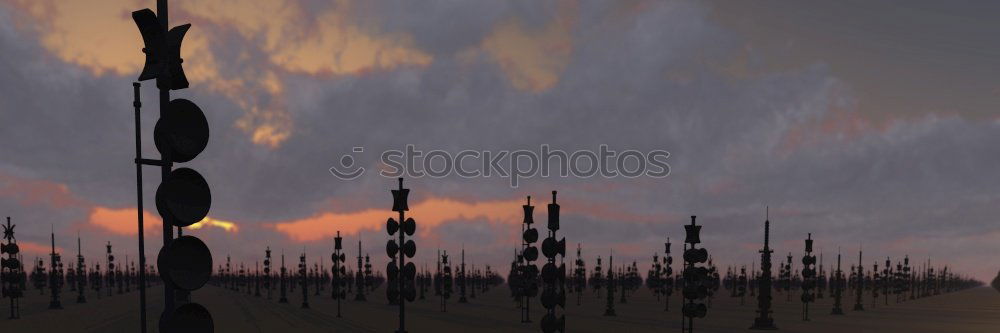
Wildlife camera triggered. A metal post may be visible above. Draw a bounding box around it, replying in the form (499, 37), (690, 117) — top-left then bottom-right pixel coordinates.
(132, 81), (147, 333)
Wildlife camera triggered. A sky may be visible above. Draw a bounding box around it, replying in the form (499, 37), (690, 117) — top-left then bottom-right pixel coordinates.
(0, 0), (998, 281)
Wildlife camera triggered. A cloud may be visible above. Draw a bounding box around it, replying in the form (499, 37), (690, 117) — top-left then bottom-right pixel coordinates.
(0, 171), (83, 208)
(477, 0), (577, 92)
(3, 0), (433, 149)
(15, 240), (64, 257)
(87, 206), (161, 236)
(1, 0), (999, 281)
(271, 196), (523, 242)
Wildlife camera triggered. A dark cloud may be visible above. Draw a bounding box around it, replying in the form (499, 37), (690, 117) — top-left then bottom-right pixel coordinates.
(1, 1), (998, 280)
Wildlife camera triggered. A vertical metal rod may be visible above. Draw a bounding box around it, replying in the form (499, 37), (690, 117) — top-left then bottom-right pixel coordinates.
(399, 199), (405, 332)
(133, 81), (147, 333)
(156, 0), (176, 320)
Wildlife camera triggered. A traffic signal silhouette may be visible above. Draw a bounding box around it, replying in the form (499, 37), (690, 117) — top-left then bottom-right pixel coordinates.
(264, 248), (272, 299)
(664, 239), (675, 312)
(750, 210), (777, 330)
(279, 252), (288, 303)
(540, 191), (566, 333)
(299, 253), (309, 308)
(133, 2), (213, 332)
(386, 178), (417, 332)
(47, 230), (62, 309)
(76, 235), (86, 304)
(682, 216), (709, 333)
(518, 196), (540, 323)
(800, 234), (816, 321)
(332, 232), (346, 317)
(1, 217), (22, 319)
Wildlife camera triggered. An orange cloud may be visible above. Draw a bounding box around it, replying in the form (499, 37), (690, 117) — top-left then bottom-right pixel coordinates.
(0, 172), (83, 208)
(6, 0), (145, 76)
(189, 216), (239, 233)
(15, 240), (64, 257)
(478, 0), (578, 92)
(87, 206), (239, 235)
(87, 206), (162, 236)
(4, 0), (432, 149)
(272, 197), (524, 242)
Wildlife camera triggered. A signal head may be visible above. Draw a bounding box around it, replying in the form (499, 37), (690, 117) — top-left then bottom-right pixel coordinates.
(541, 313), (566, 333)
(523, 246), (539, 262)
(404, 282), (417, 302)
(402, 240), (417, 258)
(155, 168), (211, 227)
(0, 257), (19, 270)
(386, 240), (399, 258)
(523, 228), (539, 244)
(0, 243), (18, 255)
(522, 198), (535, 225)
(402, 217), (416, 236)
(159, 302), (213, 333)
(404, 262), (417, 280)
(391, 183), (410, 212)
(157, 236), (212, 292)
(684, 216), (701, 244)
(542, 237), (566, 259)
(683, 248), (708, 264)
(547, 205), (560, 232)
(153, 99), (208, 163)
(387, 218), (399, 236)
(387, 262), (399, 280)
(540, 288), (566, 309)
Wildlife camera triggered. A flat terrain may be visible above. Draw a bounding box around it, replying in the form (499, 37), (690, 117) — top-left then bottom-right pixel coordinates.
(2, 284), (999, 332)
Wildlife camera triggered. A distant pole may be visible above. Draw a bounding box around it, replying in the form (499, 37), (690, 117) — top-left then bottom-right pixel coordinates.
(831, 248), (844, 315)
(853, 246), (864, 311)
(749, 208), (777, 330)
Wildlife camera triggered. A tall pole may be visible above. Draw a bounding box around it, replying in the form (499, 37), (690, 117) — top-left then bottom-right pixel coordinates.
(853, 246), (864, 311)
(156, 0), (177, 319)
(831, 248), (844, 315)
(132, 81), (147, 333)
(77, 233), (86, 304)
(750, 208), (776, 330)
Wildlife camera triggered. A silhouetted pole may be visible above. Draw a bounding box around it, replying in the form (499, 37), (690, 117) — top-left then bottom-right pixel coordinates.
(871, 261), (879, 309)
(355, 240), (366, 301)
(681, 216), (709, 333)
(664, 239), (673, 312)
(300, 252), (309, 308)
(749, 209), (777, 330)
(519, 196), (539, 322)
(265, 247), (272, 300)
(254, 261), (261, 297)
(387, 178), (417, 332)
(459, 246), (467, 303)
(540, 191), (566, 333)
(332, 232), (345, 317)
(853, 246), (864, 311)
(800, 234), (815, 321)
(279, 251), (288, 303)
(831, 248), (844, 315)
(603, 250), (616, 316)
(2, 217), (22, 319)
(48, 229), (62, 309)
(77, 235), (86, 304)
(131, 81), (147, 331)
